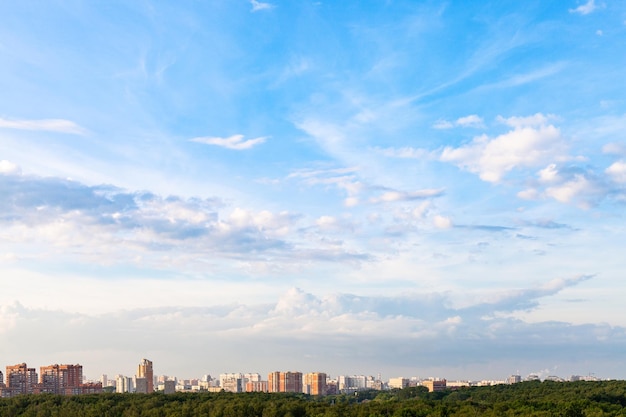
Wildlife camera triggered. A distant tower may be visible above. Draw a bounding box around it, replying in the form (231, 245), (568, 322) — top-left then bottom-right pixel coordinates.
(137, 359), (154, 393)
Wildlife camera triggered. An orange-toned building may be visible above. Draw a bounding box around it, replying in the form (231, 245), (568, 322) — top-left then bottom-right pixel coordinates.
(245, 380), (269, 392)
(268, 371), (280, 393)
(268, 371), (303, 393)
(304, 372), (327, 395)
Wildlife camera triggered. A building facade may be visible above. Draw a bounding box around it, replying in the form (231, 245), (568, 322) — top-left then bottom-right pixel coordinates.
(5, 363), (37, 395)
(40, 364), (83, 394)
(268, 371), (303, 393)
(219, 373), (243, 393)
(388, 377), (409, 389)
(137, 359), (154, 393)
(304, 372), (327, 395)
(422, 379), (447, 392)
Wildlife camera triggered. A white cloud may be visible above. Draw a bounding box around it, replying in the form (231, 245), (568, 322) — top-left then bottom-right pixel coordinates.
(538, 164), (560, 183)
(602, 142), (626, 155)
(0, 160), (21, 175)
(433, 215), (452, 229)
(456, 114), (484, 128)
(433, 114), (484, 129)
(0, 117), (87, 135)
(569, 0), (598, 15)
(545, 175), (594, 206)
(520, 165), (606, 207)
(316, 215), (338, 230)
(3, 281), (625, 378)
(606, 161), (626, 183)
(496, 113), (555, 129)
(370, 188), (444, 204)
(441, 114), (564, 183)
(287, 166), (363, 200)
(250, 0), (274, 12)
(190, 134), (267, 150)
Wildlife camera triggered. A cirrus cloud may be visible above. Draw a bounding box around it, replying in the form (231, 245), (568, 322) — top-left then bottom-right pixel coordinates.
(0, 117), (87, 135)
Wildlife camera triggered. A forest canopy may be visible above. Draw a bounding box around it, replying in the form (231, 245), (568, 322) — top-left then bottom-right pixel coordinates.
(0, 380), (625, 416)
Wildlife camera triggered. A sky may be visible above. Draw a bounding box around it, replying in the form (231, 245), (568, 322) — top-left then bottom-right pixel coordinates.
(1, 0), (626, 382)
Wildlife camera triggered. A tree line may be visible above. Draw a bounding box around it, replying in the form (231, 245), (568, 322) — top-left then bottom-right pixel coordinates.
(0, 380), (625, 416)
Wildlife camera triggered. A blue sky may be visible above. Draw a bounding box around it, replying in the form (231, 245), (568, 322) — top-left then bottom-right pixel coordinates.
(1, 0), (626, 381)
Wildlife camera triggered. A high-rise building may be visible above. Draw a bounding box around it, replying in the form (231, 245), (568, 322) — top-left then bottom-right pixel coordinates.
(281, 371), (303, 393)
(116, 375), (133, 393)
(135, 377), (148, 394)
(137, 359), (153, 393)
(268, 371), (281, 393)
(304, 372), (327, 395)
(268, 371), (302, 393)
(40, 364), (83, 394)
(6, 363), (37, 395)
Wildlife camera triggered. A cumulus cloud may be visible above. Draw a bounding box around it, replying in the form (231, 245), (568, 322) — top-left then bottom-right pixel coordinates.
(441, 113), (565, 183)
(569, 0), (598, 15)
(0, 173), (374, 268)
(250, 0), (274, 12)
(0, 117), (87, 135)
(190, 134), (267, 150)
(519, 164), (607, 208)
(2, 279), (624, 378)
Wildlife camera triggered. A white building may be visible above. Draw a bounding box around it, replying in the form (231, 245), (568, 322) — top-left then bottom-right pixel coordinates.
(116, 375), (133, 393)
(219, 373), (243, 393)
(338, 375), (367, 391)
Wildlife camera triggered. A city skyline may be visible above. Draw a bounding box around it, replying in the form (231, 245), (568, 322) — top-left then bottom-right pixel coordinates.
(1, 358), (608, 398)
(1, 1), (626, 380)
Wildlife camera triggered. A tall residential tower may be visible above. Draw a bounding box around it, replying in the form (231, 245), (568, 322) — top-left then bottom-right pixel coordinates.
(137, 359), (154, 393)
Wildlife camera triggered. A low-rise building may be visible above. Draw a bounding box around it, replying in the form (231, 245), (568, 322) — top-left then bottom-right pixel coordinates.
(422, 379), (447, 392)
